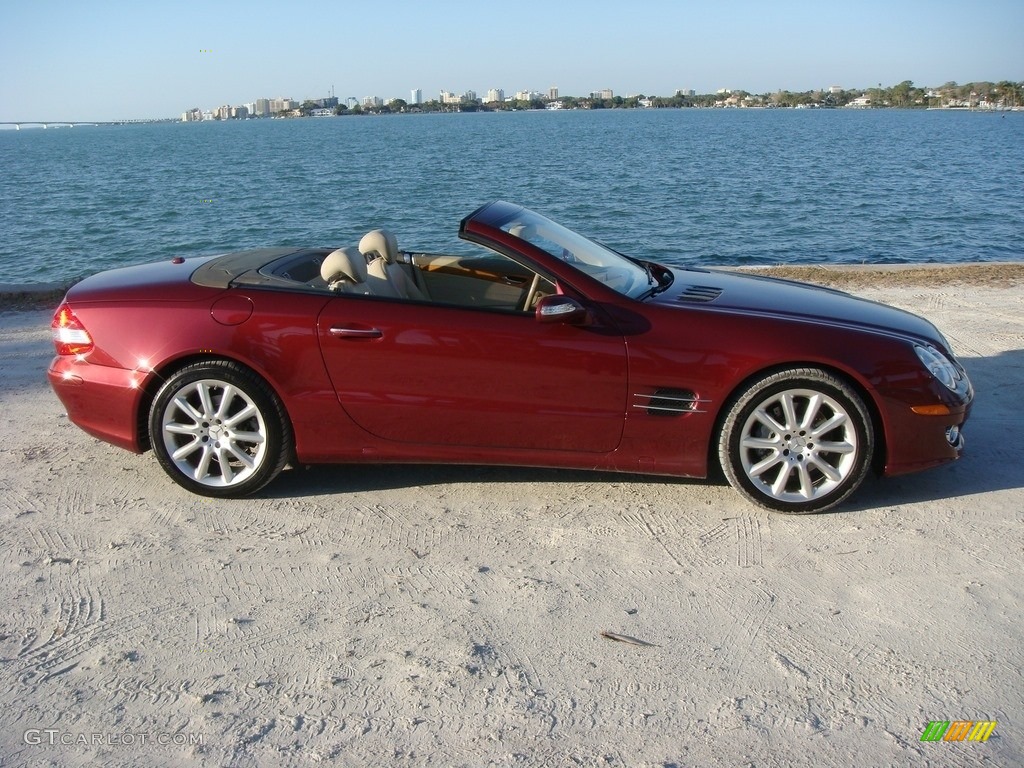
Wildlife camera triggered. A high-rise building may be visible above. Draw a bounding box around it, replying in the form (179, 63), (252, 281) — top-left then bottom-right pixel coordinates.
(254, 98), (271, 117)
(486, 88), (505, 103)
(548, 86), (559, 100)
(270, 97), (297, 114)
(411, 88), (422, 105)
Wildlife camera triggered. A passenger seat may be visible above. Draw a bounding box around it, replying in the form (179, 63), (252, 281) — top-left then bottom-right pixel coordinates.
(320, 247), (371, 294)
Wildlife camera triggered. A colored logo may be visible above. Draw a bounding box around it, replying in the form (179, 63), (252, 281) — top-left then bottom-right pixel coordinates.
(920, 720), (997, 742)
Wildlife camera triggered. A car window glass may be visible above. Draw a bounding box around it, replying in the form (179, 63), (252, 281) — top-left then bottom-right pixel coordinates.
(500, 211), (651, 298)
(412, 242), (555, 313)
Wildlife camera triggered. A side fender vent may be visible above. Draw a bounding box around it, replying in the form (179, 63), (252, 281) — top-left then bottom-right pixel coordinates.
(677, 285), (723, 303)
(634, 388), (703, 416)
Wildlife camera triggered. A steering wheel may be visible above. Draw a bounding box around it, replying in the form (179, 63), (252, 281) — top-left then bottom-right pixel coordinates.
(520, 273), (542, 312)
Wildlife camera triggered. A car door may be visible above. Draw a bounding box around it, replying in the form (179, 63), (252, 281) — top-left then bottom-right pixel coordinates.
(316, 295), (628, 453)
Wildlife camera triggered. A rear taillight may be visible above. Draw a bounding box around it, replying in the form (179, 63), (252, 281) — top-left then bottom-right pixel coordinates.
(52, 303), (94, 356)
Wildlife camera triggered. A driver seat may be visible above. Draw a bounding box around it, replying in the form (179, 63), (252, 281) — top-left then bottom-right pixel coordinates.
(359, 229), (428, 300)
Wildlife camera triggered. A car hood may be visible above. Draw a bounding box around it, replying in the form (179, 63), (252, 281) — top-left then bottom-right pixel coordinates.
(651, 267), (945, 344)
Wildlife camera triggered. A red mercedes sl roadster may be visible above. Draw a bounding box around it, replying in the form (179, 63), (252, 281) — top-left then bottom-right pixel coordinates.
(48, 201), (972, 513)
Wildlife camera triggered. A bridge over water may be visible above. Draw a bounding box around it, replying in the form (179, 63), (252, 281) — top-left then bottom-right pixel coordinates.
(0, 120), (163, 130)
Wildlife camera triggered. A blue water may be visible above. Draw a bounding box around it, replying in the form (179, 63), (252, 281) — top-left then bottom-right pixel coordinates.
(1, 109), (1022, 285)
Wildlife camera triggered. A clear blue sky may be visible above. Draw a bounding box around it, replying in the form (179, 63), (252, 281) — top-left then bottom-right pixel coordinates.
(1, 0), (1020, 121)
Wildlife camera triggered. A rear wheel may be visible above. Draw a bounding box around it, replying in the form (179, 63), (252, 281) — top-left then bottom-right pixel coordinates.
(718, 368), (873, 514)
(149, 361), (292, 497)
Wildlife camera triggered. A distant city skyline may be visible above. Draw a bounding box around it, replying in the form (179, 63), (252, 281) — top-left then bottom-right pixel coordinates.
(1, 0), (1021, 122)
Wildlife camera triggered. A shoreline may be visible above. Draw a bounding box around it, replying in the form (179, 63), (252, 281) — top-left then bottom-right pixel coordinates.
(0, 280), (76, 311)
(730, 261), (1024, 289)
(4, 262), (1023, 312)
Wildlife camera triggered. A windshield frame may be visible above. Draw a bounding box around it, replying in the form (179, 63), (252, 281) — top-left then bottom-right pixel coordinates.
(494, 209), (654, 299)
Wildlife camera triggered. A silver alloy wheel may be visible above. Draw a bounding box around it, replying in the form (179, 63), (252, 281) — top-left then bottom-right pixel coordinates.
(160, 378), (269, 488)
(738, 387), (859, 504)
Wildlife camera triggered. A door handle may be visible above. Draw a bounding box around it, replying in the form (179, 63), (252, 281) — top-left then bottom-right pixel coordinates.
(329, 326), (383, 339)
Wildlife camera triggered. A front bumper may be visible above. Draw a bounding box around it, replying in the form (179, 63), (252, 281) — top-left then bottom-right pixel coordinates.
(881, 387), (971, 477)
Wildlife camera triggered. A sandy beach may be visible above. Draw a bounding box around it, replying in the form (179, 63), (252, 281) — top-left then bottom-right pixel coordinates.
(0, 267), (1021, 766)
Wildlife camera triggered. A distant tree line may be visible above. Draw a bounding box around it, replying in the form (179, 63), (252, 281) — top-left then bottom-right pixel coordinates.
(295, 79), (1023, 116)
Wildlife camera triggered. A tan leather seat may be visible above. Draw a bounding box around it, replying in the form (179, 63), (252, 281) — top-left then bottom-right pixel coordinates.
(359, 229), (427, 300)
(320, 247), (370, 294)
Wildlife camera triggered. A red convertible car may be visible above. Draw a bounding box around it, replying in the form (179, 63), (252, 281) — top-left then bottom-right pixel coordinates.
(48, 201), (972, 513)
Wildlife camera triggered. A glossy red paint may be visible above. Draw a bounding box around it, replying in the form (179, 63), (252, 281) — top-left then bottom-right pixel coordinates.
(47, 202), (973, 510)
(317, 298), (627, 452)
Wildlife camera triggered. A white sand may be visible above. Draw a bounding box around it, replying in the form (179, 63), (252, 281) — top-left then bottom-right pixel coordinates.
(0, 281), (1021, 766)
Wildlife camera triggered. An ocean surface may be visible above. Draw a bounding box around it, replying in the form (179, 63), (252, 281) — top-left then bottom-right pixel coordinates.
(1, 109), (1022, 286)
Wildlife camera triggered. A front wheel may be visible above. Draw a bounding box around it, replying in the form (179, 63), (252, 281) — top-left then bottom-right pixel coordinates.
(718, 368), (874, 514)
(149, 361), (292, 497)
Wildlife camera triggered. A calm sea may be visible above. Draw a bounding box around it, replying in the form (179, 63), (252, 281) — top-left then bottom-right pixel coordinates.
(1, 109), (1022, 286)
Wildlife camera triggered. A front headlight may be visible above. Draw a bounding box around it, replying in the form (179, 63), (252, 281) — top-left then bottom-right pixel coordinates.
(914, 344), (961, 391)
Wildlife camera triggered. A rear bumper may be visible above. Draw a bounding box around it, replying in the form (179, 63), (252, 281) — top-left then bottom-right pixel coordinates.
(48, 356), (145, 453)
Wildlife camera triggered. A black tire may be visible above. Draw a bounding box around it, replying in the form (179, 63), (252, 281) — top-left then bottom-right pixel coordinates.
(718, 367), (873, 514)
(149, 361), (292, 497)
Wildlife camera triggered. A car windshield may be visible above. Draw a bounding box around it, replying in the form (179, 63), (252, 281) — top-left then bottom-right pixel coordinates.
(499, 210), (653, 298)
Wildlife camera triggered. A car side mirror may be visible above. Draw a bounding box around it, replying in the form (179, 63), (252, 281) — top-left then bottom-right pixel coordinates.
(535, 295), (590, 325)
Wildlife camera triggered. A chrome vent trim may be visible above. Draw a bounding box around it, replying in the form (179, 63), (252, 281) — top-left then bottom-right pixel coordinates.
(632, 389), (709, 416)
(677, 285), (723, 303)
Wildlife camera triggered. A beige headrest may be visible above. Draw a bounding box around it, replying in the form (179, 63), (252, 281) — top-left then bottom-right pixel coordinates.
(508, 223), (537, 240)
(359, 229), (399, 264)
(321, 247), (367, 285)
